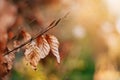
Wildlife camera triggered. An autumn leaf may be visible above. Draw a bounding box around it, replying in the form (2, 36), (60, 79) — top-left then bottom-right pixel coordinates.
(22, 30), (32, 41)
(24, 41), (41, 69)
(45, 34), (60, 63)
(17, 21), (60, 70)
(36, 35), (50, 58)
(23, 34), (60, 69)
(21, 30), (38, 69)
(4, 52), (15, 70)
(23, 31), (49, 69)
(24, 35), (51, 69)
(0, 52), (15, 77)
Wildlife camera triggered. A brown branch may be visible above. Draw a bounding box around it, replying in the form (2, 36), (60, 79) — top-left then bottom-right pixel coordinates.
(4, 19), (60, 56)
(4, 12), (70, 56)
(4, 13), (68, 56)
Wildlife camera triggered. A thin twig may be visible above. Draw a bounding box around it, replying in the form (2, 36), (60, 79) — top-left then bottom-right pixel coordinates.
(33, 19), (57, 38)
(4, 12), (69, 56)
(33, 18), (61, 39)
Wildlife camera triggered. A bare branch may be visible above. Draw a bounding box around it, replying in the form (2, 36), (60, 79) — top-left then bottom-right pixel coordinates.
(4, 12), (69, 56)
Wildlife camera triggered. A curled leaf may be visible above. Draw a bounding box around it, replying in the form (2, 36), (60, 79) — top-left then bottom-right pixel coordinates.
(45, 34), (60, 63)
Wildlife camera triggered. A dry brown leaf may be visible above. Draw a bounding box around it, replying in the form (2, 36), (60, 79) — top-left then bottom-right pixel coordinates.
(24, 35), (50, 69)
(22, 31), (38, 69)
(36, 35), (50, 58)
(45, 34), (60, 63)
(23, 31), (60, 70)
(4, 52), (15, 70)
(0, 52), (15, 77)
(22, 30), (32, 41)
(0, 54), (8, 77)
(8, 31), (14, 40)
(0, 53), (15, 80)
(24, 41), (41, 70)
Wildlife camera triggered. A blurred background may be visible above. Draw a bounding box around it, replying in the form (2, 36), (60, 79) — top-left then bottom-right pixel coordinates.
(1, 0), (120, 80)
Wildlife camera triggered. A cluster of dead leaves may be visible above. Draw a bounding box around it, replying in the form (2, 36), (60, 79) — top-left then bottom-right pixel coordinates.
(0, 0), (16, 78)
(0, 26), (60, 79)
(0, 0), (61, 79)
(22, 31), (60, 70)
